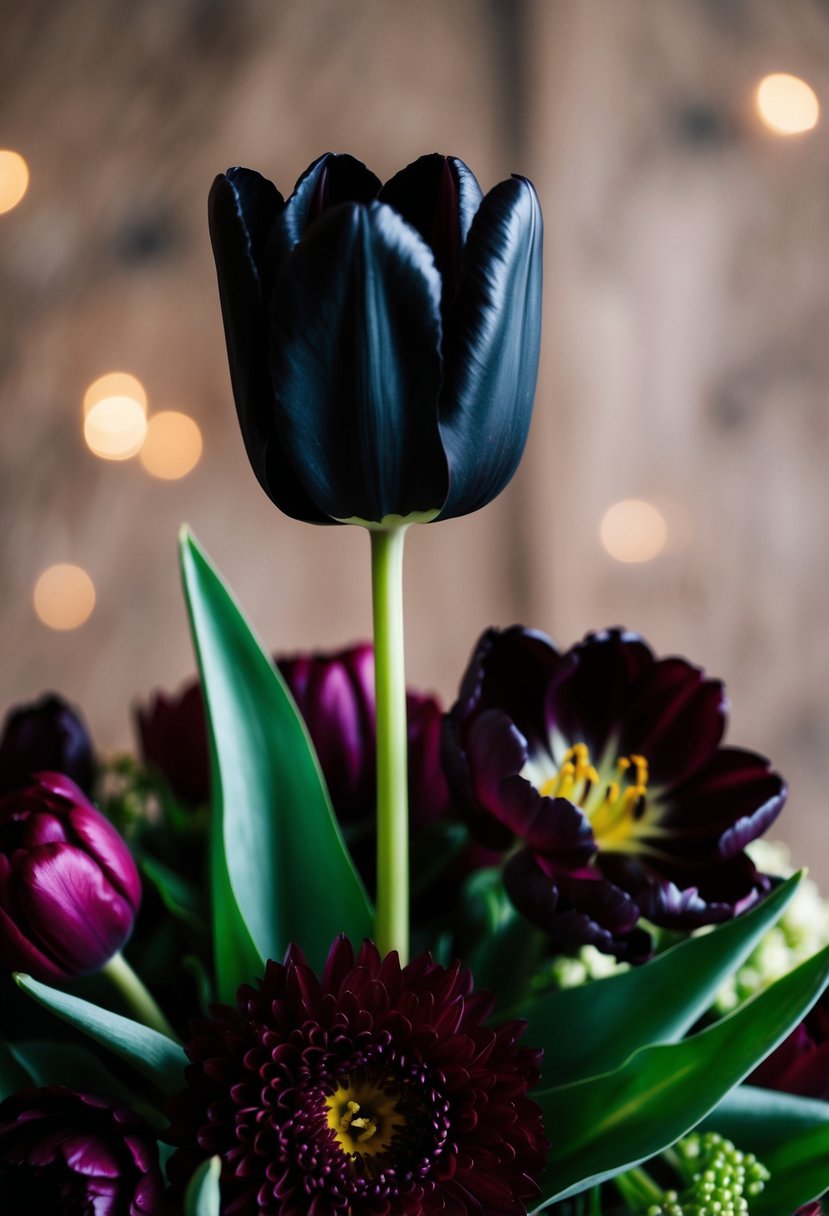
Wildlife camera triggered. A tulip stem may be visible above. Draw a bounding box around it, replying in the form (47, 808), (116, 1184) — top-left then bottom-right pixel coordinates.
(370, 526), (409, 963)
(103, 952), (179, 1042)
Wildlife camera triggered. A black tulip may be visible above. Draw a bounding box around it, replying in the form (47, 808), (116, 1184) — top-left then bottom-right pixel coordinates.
(209, 152), (543, 527)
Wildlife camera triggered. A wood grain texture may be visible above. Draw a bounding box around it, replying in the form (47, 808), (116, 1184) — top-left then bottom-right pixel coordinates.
(1, 0), (827, 881)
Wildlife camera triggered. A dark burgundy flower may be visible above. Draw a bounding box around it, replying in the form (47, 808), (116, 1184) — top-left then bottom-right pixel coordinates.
(168, 936), (548, 1215)
(0, 772), (141, 980)
(794, 1205), (824, 1216)
(136, 643), (452, 828)
(0, 693), (95, 797)
(749, 994), (829, 1100)
(444, 627), (786, 959)
(0, 1084), (165, 1214)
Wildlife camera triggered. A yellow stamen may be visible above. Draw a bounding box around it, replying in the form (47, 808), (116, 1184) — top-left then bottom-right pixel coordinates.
(536, 742), (651, 852)
(325, 1075), (404, 1160)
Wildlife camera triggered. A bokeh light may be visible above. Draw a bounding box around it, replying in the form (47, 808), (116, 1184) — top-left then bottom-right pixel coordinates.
(84, 396), (148, 460)
(600, 499), (668, 564)
(33, 564), (96, 630)
(83, 371), (147, 417)
(756, 73), (819, 135)
(0, 150), (29, 214)
(139, 410), (203, 479)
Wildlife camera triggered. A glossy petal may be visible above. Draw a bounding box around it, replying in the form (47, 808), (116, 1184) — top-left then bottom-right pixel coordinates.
(379, 154), (483, 300)
(15, 846), (135, 974)
(272, 151), (381, 263)
(619, 657), (727, 786)
(270, 201), (447, 523)
(544, 628), (655, 760)
(438, 176), (543, 519)
(68, 803), (142, 909)
(209, 169), (330, 523)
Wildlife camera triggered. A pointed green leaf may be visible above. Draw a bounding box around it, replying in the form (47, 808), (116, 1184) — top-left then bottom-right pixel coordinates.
(15, 973), (186, 1095)
(185, 1156), (222, 1216)
(531, 943), (829, 1207)
(701, 1085), (829, 1216)
(179, 531), (373, 999)
(521, 874), (802, 1087)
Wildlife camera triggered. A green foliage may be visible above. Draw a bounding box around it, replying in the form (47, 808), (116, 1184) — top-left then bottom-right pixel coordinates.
(14, 974), (187, 1095)
(531, 942), (829, 1208)
(702, 1085), (829, 1215)
(179, 530), (373, 1000)
(520, 874), (802, 1088)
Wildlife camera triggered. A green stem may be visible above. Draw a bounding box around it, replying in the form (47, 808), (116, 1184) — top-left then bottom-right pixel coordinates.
(614, 1165), (664, 1211)
(103, 952), (179, 1041)
(370, 526), (409, 962)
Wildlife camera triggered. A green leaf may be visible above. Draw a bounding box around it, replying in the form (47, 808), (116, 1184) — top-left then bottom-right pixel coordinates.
(179, 531), (373, 1001)
(9, 1040), (139, 1107)
(0, 1041), (33, 1100)
(15, 973), (187, 1095)
(701, 1085), (829, 1215)
(531, 942), (829, 1208)
(521, 873), (802, 1087)
(185, 1156), (222, 1216)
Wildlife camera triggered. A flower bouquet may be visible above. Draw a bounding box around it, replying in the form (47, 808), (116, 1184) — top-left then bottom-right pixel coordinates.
(1, 152), (828, 1216)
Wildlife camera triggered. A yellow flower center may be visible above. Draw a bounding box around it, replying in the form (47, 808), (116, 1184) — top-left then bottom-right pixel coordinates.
(325, 1074), (404, 1160)
(539, 742), (650, 851)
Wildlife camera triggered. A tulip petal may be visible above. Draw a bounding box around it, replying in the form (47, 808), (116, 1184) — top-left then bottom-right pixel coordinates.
(270, 201), (447, 523)
(16, 846), (135, 974)
(69, 804), (142, 910)
(0, 903), (68, 980)
(379, 154), (483, 298)
(438, 175), (543, 519)
(273, 152), (381, 261)
(209, 170), (331, 524)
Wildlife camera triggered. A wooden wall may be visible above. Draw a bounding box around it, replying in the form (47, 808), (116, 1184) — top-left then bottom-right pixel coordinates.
(1, 0), (827, 877)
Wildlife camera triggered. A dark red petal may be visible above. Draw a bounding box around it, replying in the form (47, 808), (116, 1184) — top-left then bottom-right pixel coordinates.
(619, 658), (727, 785)
(544, 628), (655, 760)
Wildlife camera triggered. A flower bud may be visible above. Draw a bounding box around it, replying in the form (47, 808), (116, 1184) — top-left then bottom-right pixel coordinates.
(0, 693), (95, 796)
(0, 1085), (166, 1214)
(0, 772), (141, 980)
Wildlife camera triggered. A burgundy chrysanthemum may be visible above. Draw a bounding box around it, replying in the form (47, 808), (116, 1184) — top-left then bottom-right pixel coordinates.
(0, 1084), (166, 1214)
(444, 626), (787, 960)
(168, 937), (548, 1215)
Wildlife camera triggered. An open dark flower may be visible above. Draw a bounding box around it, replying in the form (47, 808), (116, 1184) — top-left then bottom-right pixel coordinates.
(0, 693), (95, 796)
(748, 993), (829, 1100)
(209, 152), (542, 527)
(168, 936), (547, 1215)
(0, 1084), (166, 1214)
(0, 772), (141, 980)
(444, 627), (786, 959)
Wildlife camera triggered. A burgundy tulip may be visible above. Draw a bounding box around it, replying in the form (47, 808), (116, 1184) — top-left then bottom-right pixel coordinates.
(0, 1085), (166, 1214)
(137, 643), (452, 826)
(0, 772), (141, 980)
(0, 693), (95, 797)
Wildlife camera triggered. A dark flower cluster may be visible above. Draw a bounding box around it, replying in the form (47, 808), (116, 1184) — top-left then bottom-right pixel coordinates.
(169, 936), (548, 1215)
(444, 626), (786, 959)
(0, 1084), (166, 1215)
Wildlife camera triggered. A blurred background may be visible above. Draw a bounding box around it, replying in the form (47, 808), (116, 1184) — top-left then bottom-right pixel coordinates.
(1, 0), (827, 874)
